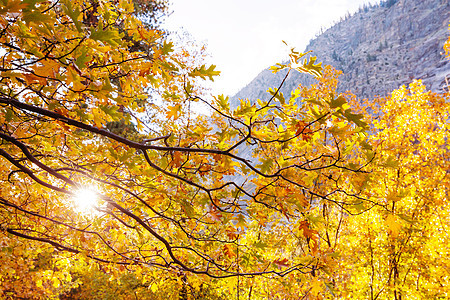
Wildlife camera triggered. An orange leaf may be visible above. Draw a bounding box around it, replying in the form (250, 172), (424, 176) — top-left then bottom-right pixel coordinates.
(209, 205), (222, 221)
(32, 59), (60, 78)
(1, 0), (28, 15)
(299, 220), (319, 254)
(55, 108), (68, 117)
(23, 73), (47, 85)
(295, 121), (313, 141)
(295, 121), (308, 136)
(296, 192), (309, 208)
(223, 244), (235, 258)
(225, 226), (238, 240)
(298, 220), (317, 239)
(199, 164), (212, 177)
(171, 151), (183, 167)
(273, 258), (289, 267)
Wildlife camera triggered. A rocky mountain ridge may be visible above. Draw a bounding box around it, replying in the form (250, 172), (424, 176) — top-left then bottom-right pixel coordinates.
(231, 0), (450, 105)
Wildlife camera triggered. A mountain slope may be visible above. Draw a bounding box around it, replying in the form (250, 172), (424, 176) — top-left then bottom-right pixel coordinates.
(231, 0), (450, 105)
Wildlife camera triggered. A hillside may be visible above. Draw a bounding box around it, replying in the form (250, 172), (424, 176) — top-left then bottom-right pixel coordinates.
(231, 0), (450, 105)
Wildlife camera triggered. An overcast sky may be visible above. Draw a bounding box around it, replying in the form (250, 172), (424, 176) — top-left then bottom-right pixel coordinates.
(163, 0), (379, 96)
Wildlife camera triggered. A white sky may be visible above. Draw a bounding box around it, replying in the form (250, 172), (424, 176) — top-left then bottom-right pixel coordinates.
(163, 0), (379, 96)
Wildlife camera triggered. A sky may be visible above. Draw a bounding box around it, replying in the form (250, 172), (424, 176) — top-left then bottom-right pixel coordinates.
(162, 0), (379, 96)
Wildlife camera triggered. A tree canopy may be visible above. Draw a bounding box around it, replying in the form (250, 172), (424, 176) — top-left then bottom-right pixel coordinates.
(0, 1), (449, 299)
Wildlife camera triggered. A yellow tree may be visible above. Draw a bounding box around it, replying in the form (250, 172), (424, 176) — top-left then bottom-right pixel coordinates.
(335, 81), (450, 299)
(0, 1), (375, 299)
(332, 28), (450, 299)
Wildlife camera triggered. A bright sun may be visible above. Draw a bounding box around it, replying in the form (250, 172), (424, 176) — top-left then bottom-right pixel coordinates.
(73, 187), (99, 213)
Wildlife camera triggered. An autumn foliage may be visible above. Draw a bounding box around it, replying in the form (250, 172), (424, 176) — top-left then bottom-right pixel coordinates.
(0, 1), (449, 299)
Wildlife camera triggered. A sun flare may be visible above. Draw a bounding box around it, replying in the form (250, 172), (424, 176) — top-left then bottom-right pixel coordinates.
(73, 187), (99, 213)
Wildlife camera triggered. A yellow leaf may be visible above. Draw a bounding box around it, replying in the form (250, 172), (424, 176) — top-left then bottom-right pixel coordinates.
(166, 104), (181, 120)
(36, 279), (43, 288)
(52, 278), (60, 288)
(135, 117), (144, 131)
(387, 190), (400, 202)
(386, 214), (402, 237)
(235, 214), (246, 230)
(66, 66), (85, 91)
(150, 283), (158, 293)
(310, 278), (323, 296)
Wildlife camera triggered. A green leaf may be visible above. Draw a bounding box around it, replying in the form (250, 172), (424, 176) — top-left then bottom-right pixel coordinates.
(253, 241), (267, 249)
(183, 80), (194, 95)
(330, 95), (347, 109)
(364, 150), (375, 161)
(398, 214), (414, 224)
(161, 41), (174, 55)
(257, 157), (273, 173)
(325, 282), (337, 297)
(352, 201), (366, 213)
(4, 108), (14, 122)
(380, 156), (399, 168)
(90, 23), (123, 47)
(0, 0), (29, 15)
(75, 47), (92, 69)
(99, 104), (119, 118)
(181, 200), (195, 217)
(360, 140), (372, 151)
(346, 162), (359, 170)
(62, 0), (82, 32)
(23, 10), (53, 25)
(101, 76), (114, 92)
(343, 109), (367, 128)
(159, 61), (179, 72)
